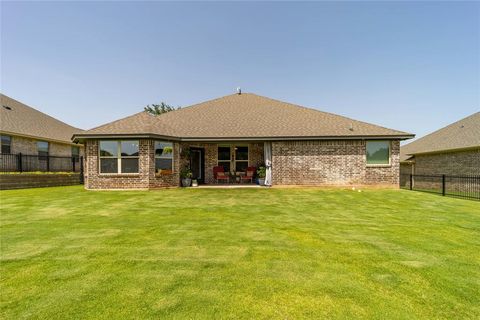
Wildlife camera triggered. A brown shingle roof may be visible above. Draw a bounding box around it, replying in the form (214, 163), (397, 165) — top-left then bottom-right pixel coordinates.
(75, 93), (414, 141)
(400, 112), (480, 162)
(0, 94), (84, 144)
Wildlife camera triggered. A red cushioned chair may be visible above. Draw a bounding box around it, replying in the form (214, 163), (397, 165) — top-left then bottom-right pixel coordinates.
(240, 166), (256, 184)
(213, 166), (229, 184)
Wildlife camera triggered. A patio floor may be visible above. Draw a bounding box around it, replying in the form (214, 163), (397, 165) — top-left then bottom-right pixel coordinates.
(196, 184), (264, 188)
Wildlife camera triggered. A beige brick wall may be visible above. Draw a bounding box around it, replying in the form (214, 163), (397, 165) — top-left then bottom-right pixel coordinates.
(9, 136), (37, 154)
(4, 135), (84, 157)
(412, 149), (480, 176)
(271, 140), (400, 186)
(50, 142), (72, 157)
(399, 163), (413, 188)
(400, 163), (413, 176)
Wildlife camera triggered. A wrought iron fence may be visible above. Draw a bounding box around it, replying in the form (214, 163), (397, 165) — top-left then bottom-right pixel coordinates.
(0, 153), (83, 174)
(400, 174), (480, 201)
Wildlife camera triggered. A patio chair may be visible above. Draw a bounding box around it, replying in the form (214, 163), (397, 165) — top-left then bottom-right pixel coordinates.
(240, 166), (256, 184)
(213, 166), (229, 184)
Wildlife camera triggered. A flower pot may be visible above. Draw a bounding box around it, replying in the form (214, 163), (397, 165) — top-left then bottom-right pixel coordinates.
(258, 178), (265, 186)
(181, 178), (192, 187)
(191, 179), (198, 187)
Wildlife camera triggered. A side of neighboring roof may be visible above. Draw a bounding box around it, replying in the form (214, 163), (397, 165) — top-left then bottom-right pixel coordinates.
(0, 94), (84, 145)
(400, 112), (480, 162)
(73, 93), (414, 141)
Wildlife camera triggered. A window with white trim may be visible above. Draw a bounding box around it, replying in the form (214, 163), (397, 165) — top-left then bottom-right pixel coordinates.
(155, 141), (173, 173)
(366, 141), (390, 165)
(99, 140), (139, 174)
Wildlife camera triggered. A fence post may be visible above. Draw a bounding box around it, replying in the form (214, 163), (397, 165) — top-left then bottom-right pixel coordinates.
(80, 156), (84, 184)
(72, 156), (76, 172)
(409, 174), (413, 190)
(442, 174), (446, 196)
(46, 155), (50, 172)
(17, 153), (23, 173)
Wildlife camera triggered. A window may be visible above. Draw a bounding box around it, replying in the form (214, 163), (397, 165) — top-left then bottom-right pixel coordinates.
(217, 145), (249, 172)
(1, 135), (11, 153)
(72, 146), (80, 161)
(155, 141), (173, 173)
(235, 146), (249, 171)
(366, 141), (390, 165)
(37, 141), (49, 158)
(99, 140), (139, 174)
(218, 146), (231, 172)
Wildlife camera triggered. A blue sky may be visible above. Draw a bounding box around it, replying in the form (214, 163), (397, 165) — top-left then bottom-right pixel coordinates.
(1, 1), (479, 140)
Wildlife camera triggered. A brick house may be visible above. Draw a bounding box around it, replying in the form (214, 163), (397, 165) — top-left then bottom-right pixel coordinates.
(0, 94), (84, 166)
(400, 112), (480, 177)
(73, 93), (414, 189)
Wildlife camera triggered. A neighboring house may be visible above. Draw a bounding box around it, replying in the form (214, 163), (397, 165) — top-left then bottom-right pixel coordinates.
(400, 112), (480, 176)
(0, 94), (84, 158)
(72, 92), (414, 189)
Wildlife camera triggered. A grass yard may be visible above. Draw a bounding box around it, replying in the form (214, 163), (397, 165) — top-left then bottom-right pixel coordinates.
(1, 186), (479, 319)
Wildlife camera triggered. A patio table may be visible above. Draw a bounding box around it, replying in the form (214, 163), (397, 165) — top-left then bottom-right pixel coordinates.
(228, 172), (245, 184)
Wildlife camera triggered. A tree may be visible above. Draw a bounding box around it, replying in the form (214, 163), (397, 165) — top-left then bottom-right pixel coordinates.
(144, 102), (179, 115)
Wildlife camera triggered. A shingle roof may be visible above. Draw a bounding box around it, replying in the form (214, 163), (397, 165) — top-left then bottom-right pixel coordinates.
(0, 94), (84, 144)
(75, 93), (414, 141)
(400, 112), (480, 162)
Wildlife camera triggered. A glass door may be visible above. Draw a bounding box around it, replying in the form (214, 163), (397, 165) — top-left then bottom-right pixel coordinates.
(217, 145), (231, 172)
(190, 147), (204, 183)
(234, 145), (248, 172)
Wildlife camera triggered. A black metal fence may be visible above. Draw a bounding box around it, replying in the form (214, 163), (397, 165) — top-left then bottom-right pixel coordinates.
(400, 174), (480, 201)
(0, 153), (83, 174)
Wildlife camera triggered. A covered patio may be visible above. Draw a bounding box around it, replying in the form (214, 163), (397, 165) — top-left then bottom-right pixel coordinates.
(177, 142), (272, 186)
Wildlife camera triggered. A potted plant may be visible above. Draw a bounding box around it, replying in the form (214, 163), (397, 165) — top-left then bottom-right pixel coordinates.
(191, 179), (198, 187)
(180, 168), (193, 187)
(257, 166), (266, 185)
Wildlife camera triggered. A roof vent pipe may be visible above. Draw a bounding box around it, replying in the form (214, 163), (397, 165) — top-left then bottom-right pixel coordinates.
(236, 87), (241, 95)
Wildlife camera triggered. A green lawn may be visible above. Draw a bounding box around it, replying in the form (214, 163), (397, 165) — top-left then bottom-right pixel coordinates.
(1, 186), (479, 319)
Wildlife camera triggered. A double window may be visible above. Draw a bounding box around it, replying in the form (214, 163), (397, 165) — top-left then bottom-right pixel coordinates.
(99, 140), (139, 174)
(155, 141), (173, 173)
(217, 145), (249, 172)
(1, 135), (11, 153)
(366, 141), (390, 165)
